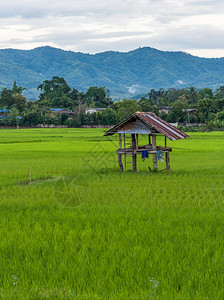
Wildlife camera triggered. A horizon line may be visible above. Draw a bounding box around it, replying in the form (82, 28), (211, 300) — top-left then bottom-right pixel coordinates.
(0, 45), (223, 59)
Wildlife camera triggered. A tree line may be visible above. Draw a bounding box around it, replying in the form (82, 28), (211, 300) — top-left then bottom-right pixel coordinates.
(0, 77), (224, 130)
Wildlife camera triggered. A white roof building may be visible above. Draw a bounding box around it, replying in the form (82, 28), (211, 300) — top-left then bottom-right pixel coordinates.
(85, 108), (107, 114)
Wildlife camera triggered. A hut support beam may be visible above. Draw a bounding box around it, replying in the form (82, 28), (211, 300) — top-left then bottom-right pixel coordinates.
(119, 134), (122, 149)
(165, 152), (170, 172)
(164, 136), (170, 171)
(152, 134), (157, 169)
(132, 134), (137, 172)
(118, 154), (124, 172)
(118, 134), (124, 171)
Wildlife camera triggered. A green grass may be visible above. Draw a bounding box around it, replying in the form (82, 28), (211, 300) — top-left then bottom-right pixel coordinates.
(0, 129), (224, 299)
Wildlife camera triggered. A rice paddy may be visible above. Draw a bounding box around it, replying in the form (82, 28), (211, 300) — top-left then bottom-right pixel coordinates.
(0, 128), (224, 299)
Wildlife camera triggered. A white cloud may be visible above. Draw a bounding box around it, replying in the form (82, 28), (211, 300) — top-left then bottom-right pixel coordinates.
(0, 0), (224, 57)
(177, 80), (184, 85)
(127, 85), (142, 94)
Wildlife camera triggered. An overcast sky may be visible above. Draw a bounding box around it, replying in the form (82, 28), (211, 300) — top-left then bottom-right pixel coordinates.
(1, 0), (224, 57)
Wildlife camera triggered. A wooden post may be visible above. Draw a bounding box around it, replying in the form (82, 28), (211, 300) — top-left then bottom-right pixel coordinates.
(118, 134), (124, 171)
(165, 152), (170, 172)
(119, 134), (122, 150)
(118, 154), (124, 172)
(164, 136), (170, 171)
(136, 134), (139, 150)
(132, 134), (137, 172)
(149, 134), (152, 145)
(152, 134), (157, 169)
(124, 134), (126, 171)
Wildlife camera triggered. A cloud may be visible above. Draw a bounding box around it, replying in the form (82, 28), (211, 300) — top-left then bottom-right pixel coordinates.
(0, 0), (146, 18)
(0, 0), (224, 57)
(177, 80), (184, 85)
(150, 23), (224, 50)
(127, 84), (142, 94)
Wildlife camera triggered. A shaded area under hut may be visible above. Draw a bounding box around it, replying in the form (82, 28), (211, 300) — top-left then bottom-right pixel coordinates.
(104, 111), (190, 172)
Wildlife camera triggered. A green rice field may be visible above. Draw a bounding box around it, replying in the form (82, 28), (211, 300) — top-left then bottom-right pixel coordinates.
(0, 128), (224, 299)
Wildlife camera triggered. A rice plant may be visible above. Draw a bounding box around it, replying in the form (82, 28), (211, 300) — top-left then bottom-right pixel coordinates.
(0, 128), (223, 298)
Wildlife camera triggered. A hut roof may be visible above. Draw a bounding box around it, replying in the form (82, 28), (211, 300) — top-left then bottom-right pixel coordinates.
(104, 111), (190, 141)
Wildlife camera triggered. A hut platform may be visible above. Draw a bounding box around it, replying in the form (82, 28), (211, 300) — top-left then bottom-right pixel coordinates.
(116, 146), (172, 155)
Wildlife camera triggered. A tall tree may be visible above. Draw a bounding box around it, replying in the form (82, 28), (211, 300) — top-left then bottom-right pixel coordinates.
(214, 86), (224, 99)
(85, 87), (113, 108)
(12, 81), (26, 95)
(199, 88), (213, 100)
(167, 100), (187, 123)
(115, 99), (141, 120)
(37, 76), (71, 104)
(148, 89), (164, 105)
(186, 86), (198, 104)
(0, 82), (26, 112)
(196, 98), (216, 122)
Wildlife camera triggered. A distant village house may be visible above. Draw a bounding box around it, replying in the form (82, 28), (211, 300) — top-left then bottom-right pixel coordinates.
(0, 109), (8, 117)
(158, 106), (196, 116)
(49, 108), (74, 118)
(158, 106), (172, 114)
(85, 108), (107, 114)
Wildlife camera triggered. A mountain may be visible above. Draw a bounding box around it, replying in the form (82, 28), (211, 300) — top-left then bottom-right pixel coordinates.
(0, 46), (224, 100)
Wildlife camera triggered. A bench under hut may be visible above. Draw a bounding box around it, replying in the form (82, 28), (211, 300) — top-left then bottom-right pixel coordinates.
(104, 111), (190, 172)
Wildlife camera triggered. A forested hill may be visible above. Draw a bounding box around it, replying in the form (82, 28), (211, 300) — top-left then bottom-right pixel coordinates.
(1, 46), (224, 100)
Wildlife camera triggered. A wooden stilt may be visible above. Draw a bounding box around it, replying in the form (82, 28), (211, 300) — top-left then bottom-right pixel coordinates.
(152, 134), (157, 169)
(119, 134), (122, 149)
(124, 134), (126, 171)
(165, 136), (167, 148)
(118, 154), (124, 172)
(149, 134), (152, 145)
(132, 134), (137, 172)
(136, 134), (139, 150)
(165, 152), (170, 172)
(118, 134), (124, 171)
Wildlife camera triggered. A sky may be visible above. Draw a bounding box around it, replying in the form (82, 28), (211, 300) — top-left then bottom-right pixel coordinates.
(0, 0), (224, 58)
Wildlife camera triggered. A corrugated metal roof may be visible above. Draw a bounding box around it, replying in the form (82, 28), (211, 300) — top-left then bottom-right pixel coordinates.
(50, 108), (63, 111)
(104, 111), (190, 141)
(117, 119), (152, 135)
(137, 112), (189, 140)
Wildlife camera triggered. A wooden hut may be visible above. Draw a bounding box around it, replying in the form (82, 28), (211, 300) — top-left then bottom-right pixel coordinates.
(104, 111), (190, 172)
